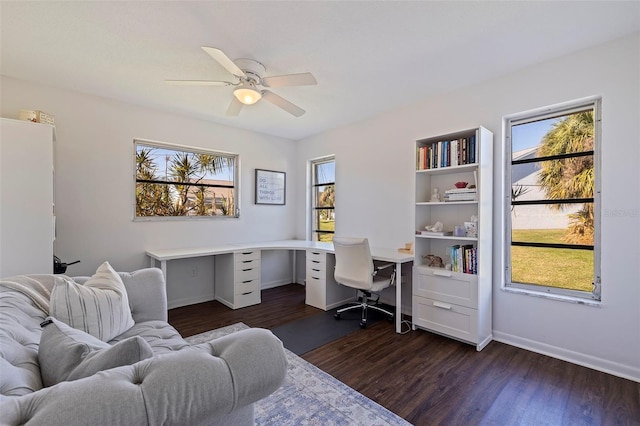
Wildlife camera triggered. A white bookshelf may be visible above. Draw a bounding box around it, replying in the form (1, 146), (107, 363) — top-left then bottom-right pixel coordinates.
(412, 126), (493, 351)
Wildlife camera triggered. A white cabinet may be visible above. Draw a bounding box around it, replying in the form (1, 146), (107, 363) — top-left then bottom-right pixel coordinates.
(214, 250), (261, 309)
(412, 126), (493, 351)
(305, 249), (354, 310)
(0, 118), (54, 277)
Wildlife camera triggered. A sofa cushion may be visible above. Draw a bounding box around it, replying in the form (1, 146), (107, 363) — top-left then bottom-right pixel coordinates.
(0, 277), (53, 397)
(50, 261), (135, 341)
(110, 320), (190, 354)
(38, 317), (153, 387)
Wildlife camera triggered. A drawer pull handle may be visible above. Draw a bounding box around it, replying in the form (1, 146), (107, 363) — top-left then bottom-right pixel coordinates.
(242, 280), (253, 283)
(433, 270), (452, 277)
(241, 291), (253, 295)
(242, 260), (253, 264)
(242, 268), (252, 272)
(311, 260), (319, 264)
(312, 268), (320, 272)
(433, 301), (452, 310)
(311, 277), (319, 280)
(310, 251), (320, 255)
(241, 252), (253, 255)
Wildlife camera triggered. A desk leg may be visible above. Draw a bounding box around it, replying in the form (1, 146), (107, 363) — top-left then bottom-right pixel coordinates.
(292, 250), (297, 284)
(395, 261), (402, 334)
(159, 260), (167, 281)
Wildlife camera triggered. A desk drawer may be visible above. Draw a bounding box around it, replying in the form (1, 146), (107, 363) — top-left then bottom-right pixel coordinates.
(306, 250), (326, 266)
(305, 275), (326, 309)
(234, 289), (261, 308)
(413, 266), (478, 309)
(235, 267), (260, 283)
(413, 296), (478, 344)
(306, 264), (325, 280)
(235, 278), (260, 295)
(235, 250), (261, 263)
(236, 258), (260, 271)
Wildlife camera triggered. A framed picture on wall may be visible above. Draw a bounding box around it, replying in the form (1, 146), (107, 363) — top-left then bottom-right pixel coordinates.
(255, 169), (286, 205)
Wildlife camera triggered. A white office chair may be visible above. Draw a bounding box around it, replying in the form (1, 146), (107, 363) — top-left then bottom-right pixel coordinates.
(333, 236), (395, 328)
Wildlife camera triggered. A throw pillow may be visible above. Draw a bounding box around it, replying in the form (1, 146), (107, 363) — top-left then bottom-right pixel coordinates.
(50, 261), (135, 341)
(38, 317), (153, 387)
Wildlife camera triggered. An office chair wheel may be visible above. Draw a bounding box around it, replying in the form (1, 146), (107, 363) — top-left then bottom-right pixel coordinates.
(360, 321), (366, 329)
(334, 313), (341, 320)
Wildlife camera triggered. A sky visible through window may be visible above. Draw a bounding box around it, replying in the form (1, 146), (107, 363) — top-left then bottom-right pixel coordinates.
(316, 160), (335, 184)
(511, 117), (559, 153)
(138, 146), (234, 181)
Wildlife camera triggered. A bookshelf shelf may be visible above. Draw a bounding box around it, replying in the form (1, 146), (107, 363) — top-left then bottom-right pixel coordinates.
(416, 201), (478, 206)
(415, 163), (478, 175)
(412, 126), (493, 351)
(415, 234), (478, 242)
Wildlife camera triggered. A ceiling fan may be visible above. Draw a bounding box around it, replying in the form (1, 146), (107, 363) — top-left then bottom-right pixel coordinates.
(165, 47), (317, 117)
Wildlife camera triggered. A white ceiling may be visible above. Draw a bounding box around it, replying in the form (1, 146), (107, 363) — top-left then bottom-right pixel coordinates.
(1, 1), (639, 141)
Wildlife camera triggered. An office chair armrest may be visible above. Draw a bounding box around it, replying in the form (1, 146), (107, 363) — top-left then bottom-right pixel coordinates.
(372, 262), (395, 276)
(372, 262), (397, 285)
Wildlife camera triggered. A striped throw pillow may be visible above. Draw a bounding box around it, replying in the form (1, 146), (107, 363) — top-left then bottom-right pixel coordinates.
(50, 261), (134, 342)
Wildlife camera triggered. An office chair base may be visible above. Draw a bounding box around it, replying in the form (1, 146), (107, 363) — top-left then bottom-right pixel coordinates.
(334, 294), (394, 329)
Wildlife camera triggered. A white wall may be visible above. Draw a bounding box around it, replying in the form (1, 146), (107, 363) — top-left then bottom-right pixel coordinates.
(294, 33), (640, 381)
(1, 77), (298, 307)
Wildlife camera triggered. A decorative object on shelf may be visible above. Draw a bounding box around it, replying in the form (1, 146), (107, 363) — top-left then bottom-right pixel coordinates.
(425, 221), (443, 232)
(18, 109), (55, 125)
(454, 181), (468, 188)
(422, 254), (444, 268)
(397, 242), (414, 254)
(255, 169), (286, 205)
(454, 225), (466, 237)
(464, 215), (478, 237)
(430, 187), (440, 202)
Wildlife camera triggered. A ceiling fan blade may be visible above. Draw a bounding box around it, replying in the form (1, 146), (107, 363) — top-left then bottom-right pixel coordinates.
(201, 47), (246, 77)
(261, 90), (305, 117)
(164, 80), (232, 86)
(226, 97), (244, 116)
(261, 72), (317, 88)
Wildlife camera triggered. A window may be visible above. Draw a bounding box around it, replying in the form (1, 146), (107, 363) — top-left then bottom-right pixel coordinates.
(311, 156), (335, 241)
(505, 99), (601, 301)
(135, 140), (238, 219)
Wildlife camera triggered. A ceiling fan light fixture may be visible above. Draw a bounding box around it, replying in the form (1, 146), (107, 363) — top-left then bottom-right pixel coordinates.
(234, 83), (262, 105)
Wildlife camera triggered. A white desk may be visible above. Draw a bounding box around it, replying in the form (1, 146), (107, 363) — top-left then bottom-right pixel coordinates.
(146, 239), (413, 333)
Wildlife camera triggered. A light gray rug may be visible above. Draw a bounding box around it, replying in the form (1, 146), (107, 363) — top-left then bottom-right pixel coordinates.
(186, 323), (412, 426)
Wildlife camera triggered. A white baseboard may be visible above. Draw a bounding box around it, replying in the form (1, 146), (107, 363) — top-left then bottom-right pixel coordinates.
(261, 278), (295, 290)
(168, 294), (214, 310)
(493, 330), (640, 383)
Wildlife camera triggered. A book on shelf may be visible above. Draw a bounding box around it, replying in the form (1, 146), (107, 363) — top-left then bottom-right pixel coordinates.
(416, 135), (478, 170)
(443, 187), (477, 202)
(450, 244), (477, 274)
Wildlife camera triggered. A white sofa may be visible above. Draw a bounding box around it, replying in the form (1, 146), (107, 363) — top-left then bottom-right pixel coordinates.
(0, 267), (287, 425)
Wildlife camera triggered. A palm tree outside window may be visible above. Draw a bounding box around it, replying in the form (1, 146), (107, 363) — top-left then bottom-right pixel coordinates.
(135, 140), (238, 219)
(505, 98), (601, 301)
(311, 156), (335, 242)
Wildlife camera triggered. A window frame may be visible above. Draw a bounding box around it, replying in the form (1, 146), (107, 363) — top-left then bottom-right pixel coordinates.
(503, 97), (601, 302)
(134, 139), (240, 220)
(310, 155), (335, 242)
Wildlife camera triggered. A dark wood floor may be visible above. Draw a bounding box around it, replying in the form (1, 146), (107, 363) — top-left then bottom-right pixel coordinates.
(169, 284), (640, 425)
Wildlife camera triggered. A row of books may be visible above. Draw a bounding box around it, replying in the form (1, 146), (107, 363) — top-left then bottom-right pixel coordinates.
(450, 244), (477, 274)
(416, 135), (476, 170)
(443, 187), (477, 202)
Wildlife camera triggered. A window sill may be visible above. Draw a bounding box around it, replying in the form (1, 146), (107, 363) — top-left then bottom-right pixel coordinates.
(501, 286), (601, 307)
